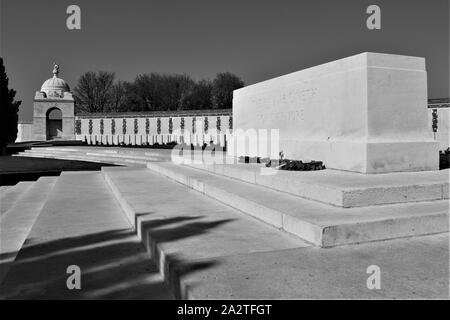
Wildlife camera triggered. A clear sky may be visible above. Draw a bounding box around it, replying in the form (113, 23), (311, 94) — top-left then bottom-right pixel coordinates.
(1, 0), (449, 121)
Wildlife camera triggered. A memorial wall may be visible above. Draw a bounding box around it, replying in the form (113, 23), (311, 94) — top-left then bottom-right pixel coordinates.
(74, 109), (232, 147)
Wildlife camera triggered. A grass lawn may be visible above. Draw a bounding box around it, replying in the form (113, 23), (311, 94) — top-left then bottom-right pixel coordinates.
(0, 156), (117, 186)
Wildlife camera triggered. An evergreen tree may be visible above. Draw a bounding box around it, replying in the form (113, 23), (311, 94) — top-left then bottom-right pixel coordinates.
(0, 58), (21, 155)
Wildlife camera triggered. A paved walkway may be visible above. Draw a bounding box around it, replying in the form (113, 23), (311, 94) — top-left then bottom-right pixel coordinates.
(180, 233), (449, 299)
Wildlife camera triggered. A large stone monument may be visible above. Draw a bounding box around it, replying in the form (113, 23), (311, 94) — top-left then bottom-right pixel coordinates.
(231, 52), (439, 173)
(33, 64), (75, 141)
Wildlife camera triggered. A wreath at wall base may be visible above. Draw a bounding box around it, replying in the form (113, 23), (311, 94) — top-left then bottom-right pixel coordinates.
(238, 156), (325, 171)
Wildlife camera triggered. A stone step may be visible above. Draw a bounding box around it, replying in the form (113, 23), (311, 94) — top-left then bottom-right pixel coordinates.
(28, 146), (219, 162)
(15, 151), (147, 168)
(0, 177), (57, 285)
(25, 146), (449, 208)
(102, 167), (310, 299)
(1, 181), (34, 216)
(146, 161), (449, 247)
(0, 171), (174, 299)
(25, 147), (220, 166)
(24, 147), (163, 162)
(30, 140), (84, 147)
(30, 146), (174, 159)
(184, 161), (449, 208)
(26, 148), (162, 161)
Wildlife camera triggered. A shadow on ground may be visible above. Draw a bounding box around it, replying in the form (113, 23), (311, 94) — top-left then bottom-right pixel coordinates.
(0, 214), (233, 300)
(0, 155), (117, 186)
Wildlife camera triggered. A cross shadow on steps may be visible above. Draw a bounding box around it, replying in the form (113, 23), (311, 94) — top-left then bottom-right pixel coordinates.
(135, 214), (235, 299)
(0, 214), (234, 300)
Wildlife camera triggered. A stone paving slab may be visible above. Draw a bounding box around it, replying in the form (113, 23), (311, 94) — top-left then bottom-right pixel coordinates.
(1, 181), (34, 215)
(0, 172), (174, 299)
(179, 233), (449, 299)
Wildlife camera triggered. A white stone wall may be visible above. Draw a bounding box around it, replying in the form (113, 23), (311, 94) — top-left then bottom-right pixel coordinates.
(16, 123), (34, 142)
(75, 112), (232, 147)
(16, 106), (448, 152)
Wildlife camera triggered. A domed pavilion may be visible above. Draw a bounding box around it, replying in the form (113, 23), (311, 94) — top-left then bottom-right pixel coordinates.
(32, 63), (75, 140)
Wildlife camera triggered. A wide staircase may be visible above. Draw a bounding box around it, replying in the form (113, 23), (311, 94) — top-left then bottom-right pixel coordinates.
(1, 145), (448, 299)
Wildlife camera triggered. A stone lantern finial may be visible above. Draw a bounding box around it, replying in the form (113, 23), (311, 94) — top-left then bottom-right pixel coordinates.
(52, 63), (60, 77)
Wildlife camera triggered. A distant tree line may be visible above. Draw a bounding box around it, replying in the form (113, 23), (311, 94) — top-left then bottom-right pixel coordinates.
(73, 71), (244, 114)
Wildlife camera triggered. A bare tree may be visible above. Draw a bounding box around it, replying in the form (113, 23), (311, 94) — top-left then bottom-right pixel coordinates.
(126, 73), (195, 111)
(106, 80), (128, 113)
(73, 71), (244, 113)
(74, 71), (115, 113)
(179, 79), (213, 110)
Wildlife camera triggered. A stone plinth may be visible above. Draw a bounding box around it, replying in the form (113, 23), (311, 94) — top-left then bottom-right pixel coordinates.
(231, 52), (439, 173)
